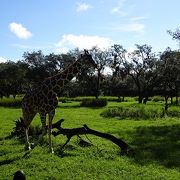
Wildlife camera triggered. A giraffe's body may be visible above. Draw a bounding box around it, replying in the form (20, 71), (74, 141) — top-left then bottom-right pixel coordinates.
(22, 51), (96, 152)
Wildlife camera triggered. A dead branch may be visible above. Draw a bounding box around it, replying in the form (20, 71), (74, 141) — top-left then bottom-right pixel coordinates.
(52, 119), (133, 155)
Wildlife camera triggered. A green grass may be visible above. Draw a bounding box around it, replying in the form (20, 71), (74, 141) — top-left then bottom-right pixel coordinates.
(0, 101), (180, 179)
(101, 103), (180, 119)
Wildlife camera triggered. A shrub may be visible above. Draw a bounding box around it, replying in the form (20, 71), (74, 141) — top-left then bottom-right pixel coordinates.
(0, 97), (22, 107)
(80, 98), (107, 107)
(58, 96), (133, 102)
(167, 106), (180, 118)
(152, 96), (164, 102)
(11, 118), (41, 138)
(59, 97), (70, 103)
(101, 105), (163, 120)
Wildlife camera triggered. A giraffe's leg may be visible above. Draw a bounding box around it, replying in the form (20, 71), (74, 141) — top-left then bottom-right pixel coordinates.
(37, 113), (47, 143)
(33, 112), (47, 148)
(25, 127), (31, 150)
(48, 110), (55, 153)
(23, 112), (36, 151)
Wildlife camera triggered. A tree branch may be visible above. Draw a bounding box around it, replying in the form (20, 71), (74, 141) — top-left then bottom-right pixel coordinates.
(52, 119), (133, 155)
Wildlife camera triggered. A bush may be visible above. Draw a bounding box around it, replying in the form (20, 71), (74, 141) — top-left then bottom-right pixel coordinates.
(152, 96), (164, 102)
(58, 96), (133, 102)
(11, 118), (41, 137)
(0, 97), (22, 107)
(59, 97), (71, 103)
(101, 105), (163, 120)
(167, 106), (180, 118)
(80, 98), (107, 107)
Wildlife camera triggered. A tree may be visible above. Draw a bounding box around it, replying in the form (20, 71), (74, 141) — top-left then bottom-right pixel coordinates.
(158, 48), (180, 106)
(0, 61), (28, 97)
(44, 53), (62, 76)
(124, 44), (158, 103)
(168, 28), (180, 42)
(108, 44), (131, 100)
(109, 44), (127, 77)
(89, 46), (110, 99)
(23, 50), (48, 87)
(44, 53), (75, 76)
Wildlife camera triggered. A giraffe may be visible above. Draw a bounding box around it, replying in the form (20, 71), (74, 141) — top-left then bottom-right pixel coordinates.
(21, 50), (96, 153)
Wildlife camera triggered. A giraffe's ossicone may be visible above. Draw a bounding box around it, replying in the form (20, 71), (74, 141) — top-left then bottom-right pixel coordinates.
(22, 50), (96, 153)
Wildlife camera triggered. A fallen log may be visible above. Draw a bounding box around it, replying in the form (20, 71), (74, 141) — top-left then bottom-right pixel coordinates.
(52, 119), (133, 155)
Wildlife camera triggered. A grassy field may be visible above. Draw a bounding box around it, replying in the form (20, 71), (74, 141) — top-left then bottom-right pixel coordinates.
(0, 100), (180, 179)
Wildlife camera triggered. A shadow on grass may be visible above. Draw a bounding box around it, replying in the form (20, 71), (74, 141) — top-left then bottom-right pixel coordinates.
(58, 104), (106, 109)
(0, 158), (19, 166)
(130, 124), (180, 168)
(54, 144), (78, 158)
(0, 134), (14, 141)
(57, 104), (80, 109)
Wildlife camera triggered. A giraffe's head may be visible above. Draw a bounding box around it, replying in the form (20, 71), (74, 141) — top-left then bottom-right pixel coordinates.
(78, 50), (97, 69)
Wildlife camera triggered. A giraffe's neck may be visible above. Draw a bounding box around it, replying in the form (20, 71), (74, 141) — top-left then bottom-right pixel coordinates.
(42, 60), (81, 93)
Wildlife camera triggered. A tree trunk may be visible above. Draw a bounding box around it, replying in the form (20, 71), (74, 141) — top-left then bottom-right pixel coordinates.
(170, 96), (173, 104)
(96, 69), (101, 99)
(175, 96), (178, 105)
(164, 95), (169, 113)
(175, 86), (179, 105)
(138, 95), (143, 103)
(143, 97), (148, 104)
(122, 96), (125, 102)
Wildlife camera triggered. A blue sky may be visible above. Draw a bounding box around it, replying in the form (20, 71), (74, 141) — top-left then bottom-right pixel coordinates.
(0, 0), (180, 62)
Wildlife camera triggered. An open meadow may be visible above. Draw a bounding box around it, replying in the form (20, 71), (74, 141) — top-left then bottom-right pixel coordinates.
(0, 98), (180, 179)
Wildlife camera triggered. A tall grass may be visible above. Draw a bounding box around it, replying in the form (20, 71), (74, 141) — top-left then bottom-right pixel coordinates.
(101, 104), (180, 120)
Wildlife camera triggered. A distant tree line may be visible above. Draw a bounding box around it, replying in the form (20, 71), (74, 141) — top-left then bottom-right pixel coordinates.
(0, 28), (180, 104)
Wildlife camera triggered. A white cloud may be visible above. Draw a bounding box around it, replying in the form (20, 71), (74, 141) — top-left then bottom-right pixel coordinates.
(9, 22), (32, 39)
(111, 0), (128, 17)
(111, 8), (127, 17)
(122, 23), (145, 33)
(130, 16), (148, 21)
(76, 2), (92, 12)
(56, 34), (113, 53)
(113, 23), (145, 34)
(0, 57), (7, 63)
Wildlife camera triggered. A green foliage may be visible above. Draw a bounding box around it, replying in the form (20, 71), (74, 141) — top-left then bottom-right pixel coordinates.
(101, 104), (180, 120)
(59, 97), (71, 103)
(1, 46), (180, 99)
(152, 96), (165, 102)
(80, 98), (107, 107)
(0, 97), (22, 107)
(101, 105), (160, 119)
(11, 118), (41, 138)
(58, 96), (132, 102)
(167, 106), (180, 118)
